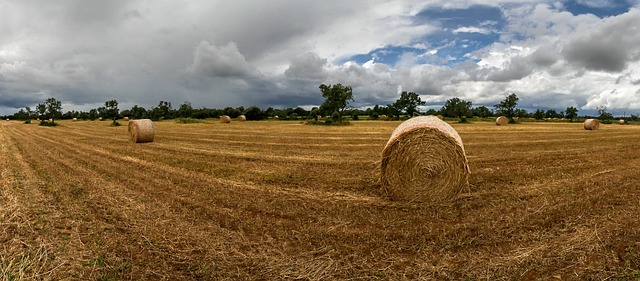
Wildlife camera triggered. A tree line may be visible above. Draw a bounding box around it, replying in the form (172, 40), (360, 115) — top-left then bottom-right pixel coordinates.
(5, 85), (628, 124)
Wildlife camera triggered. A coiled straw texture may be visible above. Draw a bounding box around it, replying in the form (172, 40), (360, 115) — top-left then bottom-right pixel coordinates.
(128, 119), (155, 143)
(380, 116), (469, 203)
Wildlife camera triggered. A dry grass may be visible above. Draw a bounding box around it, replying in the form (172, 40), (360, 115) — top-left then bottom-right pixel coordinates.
(1, 119), (640, 280)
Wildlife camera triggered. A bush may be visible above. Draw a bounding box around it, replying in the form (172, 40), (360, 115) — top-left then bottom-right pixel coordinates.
(39, 120), (57, 126)
(175, 118), (203, 123)
(24, 120), (31, 124)
(352, 114), (359, 121)
(110, 121), (121, 127)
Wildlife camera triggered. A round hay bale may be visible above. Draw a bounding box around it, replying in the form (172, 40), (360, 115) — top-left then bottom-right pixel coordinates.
(48, 118), (53, 123)
(220, 115), (231, 123)
(128, 119), (155, 143)
(237, 115), (247, 121)
(619, 119), (625, 125)
(380, 116), (469, 203)
(5, 118), (9, 121)
(124, 116), (129, 121)
(437, 115), (443, 120)
(99, 117), (103, 121)
(72, 117), (77, 122)
(495, 116), (509, 125)
(584, 119), (600, 130)
(380, 114), (388, 121)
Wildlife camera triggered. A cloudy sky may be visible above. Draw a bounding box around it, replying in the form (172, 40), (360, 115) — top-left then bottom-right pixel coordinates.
(1, 0), (640, 116)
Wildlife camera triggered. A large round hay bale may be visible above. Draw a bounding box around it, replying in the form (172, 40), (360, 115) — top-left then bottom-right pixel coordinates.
(619, 119), (625, 125)
(237, 115), (247, 121)
(220, 115), (231, 123)
(495, 116), (508, 125)
(128, 119), (155, 143)
(584, 119), (599, 130)
(380, 116), (469, 203)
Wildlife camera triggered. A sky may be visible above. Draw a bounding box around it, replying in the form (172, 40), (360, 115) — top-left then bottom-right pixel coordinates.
(1, 0), (640, 116)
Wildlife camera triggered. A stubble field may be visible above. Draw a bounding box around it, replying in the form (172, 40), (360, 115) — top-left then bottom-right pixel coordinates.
(1, 119), (640, 280)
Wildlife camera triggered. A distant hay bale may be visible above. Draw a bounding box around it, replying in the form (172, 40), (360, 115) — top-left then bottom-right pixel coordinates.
(72, 117), (77, 122)
(496, 116), (509, 126)
(237, 115), (247, 121)
(380, 114), (388, 121)
(380, 116), (469, 203)
(5, 118), (9, 121)
(99, 117), (103, 121)
(124, 116), (129, 121)
(584, 119), (600, 130)
(619, 119), (625, 125)
(128, 119), (155, 143)
(220, 115), (231, 123)
(437, 115), (443, 120)
(48, 118), (53, 123)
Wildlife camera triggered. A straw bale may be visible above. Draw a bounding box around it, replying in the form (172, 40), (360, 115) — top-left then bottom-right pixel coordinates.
(220, 115), (231, 123)
(496, 116), (509, 125)
(128, 119), (155, 143)
(380, 116), (469, 203)
(584, 119), (599, 130)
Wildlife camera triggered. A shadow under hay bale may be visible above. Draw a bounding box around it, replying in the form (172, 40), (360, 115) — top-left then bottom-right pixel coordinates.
(584, 119), (600, 130)
(128, 119), (155, 143)
(495, 116), (508, 125)
(380, 116), (469, 203)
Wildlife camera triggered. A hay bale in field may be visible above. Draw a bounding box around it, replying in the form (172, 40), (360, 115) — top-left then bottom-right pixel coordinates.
(496, 116), (508, 125)
(237, 115), (247, 121)
(380, 114), (389, 121)
(380, 116), (469, 203)
(48, 118), (53, 123)
(584, 119), (600, 130)
(220, 115), (231, 123)
(124, 116), (129, 121)
(437, 115), (443, 120)
(99, 117), (103, 121)
(128, 119), (155, 143)
(72, 117), (77, 122)
(619, 119), (625, 125)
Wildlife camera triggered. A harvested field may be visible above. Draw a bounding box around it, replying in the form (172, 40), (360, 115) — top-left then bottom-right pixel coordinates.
(2, 120), (640, 280)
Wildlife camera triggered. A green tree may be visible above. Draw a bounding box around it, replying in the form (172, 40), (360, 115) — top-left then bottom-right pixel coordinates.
(472, 106), (492, 118)
(105, 100), (119, 125)
(177, 101), (194, 118)
(129, 105), (147, 119)
(545, 109), (558, 119)
(441, 98), (472, 118)
(494, 93), (519, 122)
(36, 103), (46, 120)
(45, 97), (62, 124)
(565, 106), (578, 122)
(393, 91), (425, 117)
(244, 106), (266, 120)
(533, 109), (545, 120)
(319, 83), (354, 123)
(157, 101), (173, 119)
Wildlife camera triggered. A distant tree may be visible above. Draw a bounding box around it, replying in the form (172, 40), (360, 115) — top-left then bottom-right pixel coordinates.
(494, 93), (519, 122)
(129, 105), (147, 119)
(177, 101), (194, 118)
(45, 97), (62, 124)
(597, 106), (613, 123)
(157, 101), (173, 119)
(515, 108), (529, 118)
(545, 109), (558, 119)
(393, 91), (425, 117)
(319, 83), (354, 123)
(472, 106), (492, 118)
(565, 106), (578, 122)
(36, 103), (46, 120)
(441, 97), (472, 118)
(244, 106), (266, 120)
(104, 100), (119, 125)
(533, 109), (545, 120)
(425, 108), (438, 116)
